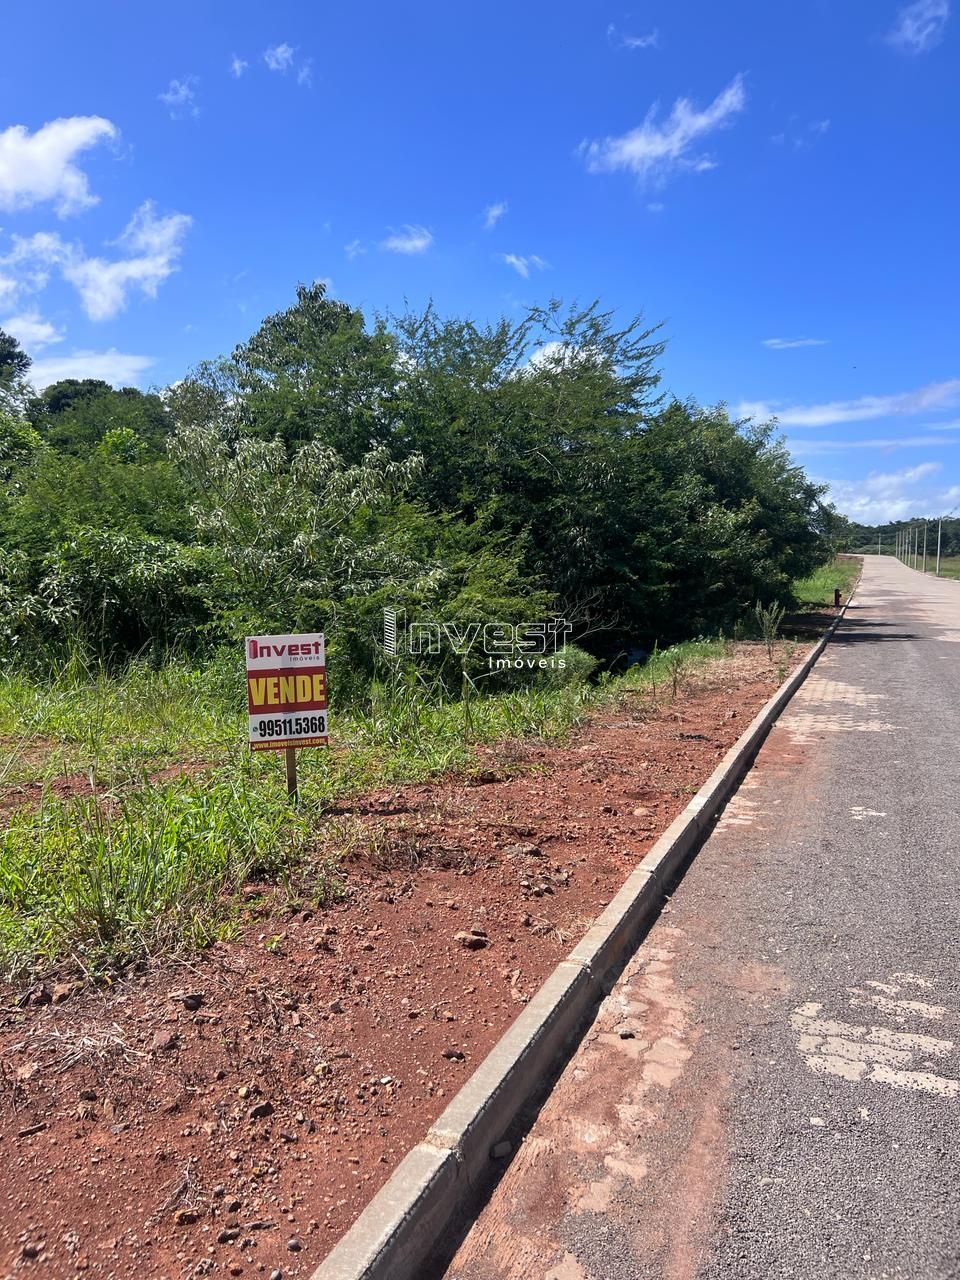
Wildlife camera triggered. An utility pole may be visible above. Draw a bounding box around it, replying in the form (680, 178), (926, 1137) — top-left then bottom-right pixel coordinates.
(937, 517), (942, 577)
(923, 521), (928, 574)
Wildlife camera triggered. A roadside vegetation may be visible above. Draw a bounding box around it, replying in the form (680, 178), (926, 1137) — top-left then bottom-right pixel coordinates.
(0, 289), (848, 979)
(792, 555), (861, 605)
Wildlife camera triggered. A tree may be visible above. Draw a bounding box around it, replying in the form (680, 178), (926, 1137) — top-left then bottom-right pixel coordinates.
(27, 380), (174, 458)
(0, 329), (31, 412)
(230, 281), (401, 455)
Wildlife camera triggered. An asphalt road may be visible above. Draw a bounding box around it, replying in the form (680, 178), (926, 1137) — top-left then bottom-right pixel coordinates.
(444, 556), (960, 1280)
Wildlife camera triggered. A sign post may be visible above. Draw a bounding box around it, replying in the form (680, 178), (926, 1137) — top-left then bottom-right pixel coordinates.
(246, 633), (329, 801)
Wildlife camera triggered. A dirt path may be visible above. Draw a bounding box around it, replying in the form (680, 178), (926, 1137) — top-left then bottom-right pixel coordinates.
(0, 644), (795, 1279)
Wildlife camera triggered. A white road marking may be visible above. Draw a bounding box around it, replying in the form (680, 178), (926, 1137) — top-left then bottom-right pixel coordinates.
(791, 976), (960, 1100)
(848, 989), (947, 1021)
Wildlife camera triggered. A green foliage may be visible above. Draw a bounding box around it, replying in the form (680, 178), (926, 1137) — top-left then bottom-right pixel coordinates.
(753, 599), (787, 659)
(1, 285), (837, 681)
(792, 556), (861, 604)
(0, 777), (316, 977)
(0, 628), (739, 976)
(0, 329), (31, 412)
(27, 380), (173, 458)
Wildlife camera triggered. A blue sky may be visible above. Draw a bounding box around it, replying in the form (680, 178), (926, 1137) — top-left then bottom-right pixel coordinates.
(1, 0), (958, 525)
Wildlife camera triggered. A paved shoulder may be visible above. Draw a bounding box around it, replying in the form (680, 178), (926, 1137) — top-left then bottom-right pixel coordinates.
(444, 558), (960, 1280)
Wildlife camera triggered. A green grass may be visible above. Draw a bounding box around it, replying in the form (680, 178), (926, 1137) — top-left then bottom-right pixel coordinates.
(914, 553), (960, 580)
(792, 555), (862, 606)
(0, 637), (731, 979)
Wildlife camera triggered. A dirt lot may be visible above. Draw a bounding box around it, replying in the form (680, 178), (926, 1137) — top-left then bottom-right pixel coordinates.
(0, 641), (812, 1279)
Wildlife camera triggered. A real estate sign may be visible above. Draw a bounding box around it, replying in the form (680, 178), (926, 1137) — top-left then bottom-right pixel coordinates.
(246, 633), (329, 752)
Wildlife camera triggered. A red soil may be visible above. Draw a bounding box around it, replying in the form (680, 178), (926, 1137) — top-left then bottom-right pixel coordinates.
(0, 647), (784, 1279)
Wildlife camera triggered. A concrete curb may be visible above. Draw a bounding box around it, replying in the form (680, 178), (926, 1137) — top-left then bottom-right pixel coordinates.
(310, 605), (850, 1280)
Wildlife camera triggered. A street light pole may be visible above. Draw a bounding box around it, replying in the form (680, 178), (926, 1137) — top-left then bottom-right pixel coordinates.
(937, 518), (942, 577)
(923, 521), (928, 575)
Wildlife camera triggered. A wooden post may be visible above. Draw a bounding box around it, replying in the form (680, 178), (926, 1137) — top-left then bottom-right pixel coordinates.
(285, 746), (299, 802)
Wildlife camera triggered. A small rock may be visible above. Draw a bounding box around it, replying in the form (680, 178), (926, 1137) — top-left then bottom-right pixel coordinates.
(454, 931), (488, 950)
(181, 992), (204, 1011)
(618, 1029), (636, 1040)
(503, 842), (543, 858)
(271, 1271), (284, 1280)
(78, 1088), (97, 1102)
(52, 980), (81, 1005)
(248, 1101), (274, 1120)
(442, 1048), (465, 1061)
(217, 1226), (241, 1243)
(287, 1237), (302, 1253)
(150, 1029), (178, 1053)
(174, 1208), (200, 1226)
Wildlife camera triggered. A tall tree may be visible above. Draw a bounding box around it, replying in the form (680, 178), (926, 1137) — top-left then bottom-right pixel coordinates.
(0, 329), (31, 412)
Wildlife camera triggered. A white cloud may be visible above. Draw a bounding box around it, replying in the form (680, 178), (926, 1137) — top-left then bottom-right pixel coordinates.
(774, 117), (831, 150)
(500, 253), (548, 279)
(297, 60), (314, 87)
(230, 55), (249, 78)
(607, 23), (659, 49)
(790, 435), (960, 454)
(483, 201), (508, 230)
(27, 348), (155, 391)
(762, 336), (829, 349)
(886, 0), (950, 53)
(0, 116), (117, 217)
(66, 202), (192, 320)
(737, 378), (960, 427)
(344, 239), (366, 260)
(2, 201), (192, 322)
(647, 201), (665, 213)
(264, 43), (295, 72)
(159, 77), (199, 119)
(0, 311), (64, 353)
(380, 224), (433, 254)
(525, 341), (602, 374)
(581, 74), (746, 184)
(825, 462), (948, 523)
(0, 274), (18, 304)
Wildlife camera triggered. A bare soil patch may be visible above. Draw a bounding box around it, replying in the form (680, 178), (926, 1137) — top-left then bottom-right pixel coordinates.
(0, 641), (802, 1278)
